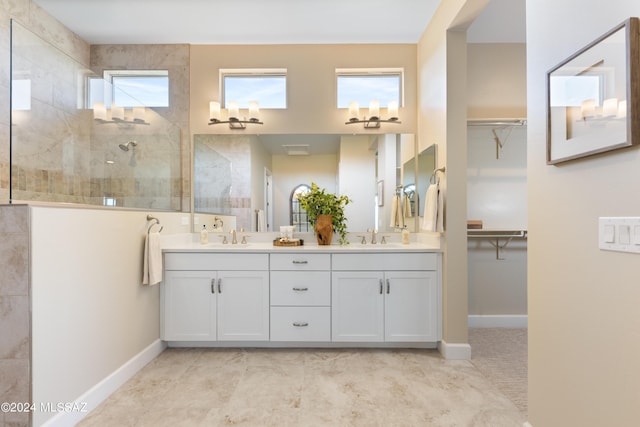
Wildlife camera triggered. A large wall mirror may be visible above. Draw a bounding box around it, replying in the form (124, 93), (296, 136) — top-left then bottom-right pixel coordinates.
(194, 134), (436, 234)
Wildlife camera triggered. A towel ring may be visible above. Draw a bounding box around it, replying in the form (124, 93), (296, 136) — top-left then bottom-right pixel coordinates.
(147, 215), (163, 233)
(429, 166), (446, 185)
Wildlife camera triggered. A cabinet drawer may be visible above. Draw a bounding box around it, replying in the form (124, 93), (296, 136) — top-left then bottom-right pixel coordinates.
(164, 253), (268, 271)
(270, 271), (330, 306)
(332, 252), (438, 271)
(270, 253), (331, 270)
(270, 307), (330, 341)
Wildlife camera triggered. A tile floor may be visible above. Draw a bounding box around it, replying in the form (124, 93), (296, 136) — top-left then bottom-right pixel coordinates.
(78, 348), (525, 427)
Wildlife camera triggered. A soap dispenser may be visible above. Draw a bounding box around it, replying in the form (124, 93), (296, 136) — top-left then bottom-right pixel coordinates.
(200, 225), (209, 245)
(402, 226), (410, 244)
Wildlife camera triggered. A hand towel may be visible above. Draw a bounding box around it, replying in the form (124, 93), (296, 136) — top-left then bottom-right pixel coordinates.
(257, 209), (267, 232)
(143, 231), (162, 285)
(402, 194), (413, 218)
(422, 181), (440, 232)
(389, 194), (404, 228)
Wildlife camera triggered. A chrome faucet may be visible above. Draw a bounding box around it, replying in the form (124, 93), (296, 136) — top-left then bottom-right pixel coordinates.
(367, 228), (377, 244)
(230, 229), (237, 244)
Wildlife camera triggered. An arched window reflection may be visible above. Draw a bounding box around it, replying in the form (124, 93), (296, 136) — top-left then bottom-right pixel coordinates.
(290, 184), (311, 232)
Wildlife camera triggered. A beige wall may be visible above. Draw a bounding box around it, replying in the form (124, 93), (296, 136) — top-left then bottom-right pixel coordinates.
(527, 1), (640, 425)
(189, 44), (417, 136)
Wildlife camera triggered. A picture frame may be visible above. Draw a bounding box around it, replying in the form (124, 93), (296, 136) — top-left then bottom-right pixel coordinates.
(546, 17), (640, 164)
(377, 180), (384, 206)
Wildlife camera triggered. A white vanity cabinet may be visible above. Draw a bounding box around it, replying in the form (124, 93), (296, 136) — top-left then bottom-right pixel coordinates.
(331, 253), (440, 343)
(269, 253), (331, 341)
(161, 253), (269, 341)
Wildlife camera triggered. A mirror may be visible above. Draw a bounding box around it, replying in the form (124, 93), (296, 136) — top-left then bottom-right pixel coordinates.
(193, 134), (422, 233)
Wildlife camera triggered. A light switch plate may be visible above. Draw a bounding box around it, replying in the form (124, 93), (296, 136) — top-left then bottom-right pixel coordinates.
(599, 217), (640, 253)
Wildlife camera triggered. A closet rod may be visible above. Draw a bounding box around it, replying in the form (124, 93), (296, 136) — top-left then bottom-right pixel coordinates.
(467, 118), (527, 127)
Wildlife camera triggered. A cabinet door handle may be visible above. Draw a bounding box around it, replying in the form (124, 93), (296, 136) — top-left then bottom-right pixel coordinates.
(386, 278), (390, 294)
(292, 260), (308, 264)
(293, 322), (309, 327)
(292, 287), (309, 291)
(379, 279), (383, 294)
(211, 278), (215, 294)
(217, 278), (222, 293)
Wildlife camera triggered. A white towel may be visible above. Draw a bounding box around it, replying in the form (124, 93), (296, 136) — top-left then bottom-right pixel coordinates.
(389, 194), (404, 229)
(402, 194), (412, 218)
(421, 180), (443, 232)
(142, 231), (163, 285)
(257, 209), (267, 232)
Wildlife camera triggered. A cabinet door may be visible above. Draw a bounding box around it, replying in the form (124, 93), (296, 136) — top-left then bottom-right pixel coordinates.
(331, 271), (384, 342)
(384, 271), (438, 342)
(162, 270), (216, 341)
(217, 271), (270, 341)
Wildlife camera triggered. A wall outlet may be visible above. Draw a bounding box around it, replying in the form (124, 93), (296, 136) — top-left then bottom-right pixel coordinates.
(599, 217), (640, 253)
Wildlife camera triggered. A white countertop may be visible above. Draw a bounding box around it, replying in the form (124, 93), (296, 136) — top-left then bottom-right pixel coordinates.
(160, 232), (442, 253)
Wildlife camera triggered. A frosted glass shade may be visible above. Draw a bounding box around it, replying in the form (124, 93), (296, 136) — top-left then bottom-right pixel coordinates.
(348, 101), (360, 121)
(248, 101), (260, 120)
(93, 102), (107, 121)
(387, 100), (399, 119)
(368, 100), (380, 119)
(111, 104), (124, 121)
(228, 101), (239, 120)
(209, 101), (221, 121)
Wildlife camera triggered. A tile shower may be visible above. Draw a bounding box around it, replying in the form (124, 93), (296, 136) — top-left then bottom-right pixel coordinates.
(10, 21), (182, 210)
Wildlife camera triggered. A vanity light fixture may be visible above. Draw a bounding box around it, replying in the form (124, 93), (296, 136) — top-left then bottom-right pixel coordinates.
(345, 100), (401, 129)
(208, 100), (264, 129)
(93, 102), (149, 125)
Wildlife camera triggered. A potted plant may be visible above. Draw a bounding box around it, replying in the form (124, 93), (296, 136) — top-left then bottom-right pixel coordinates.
(297, 182), (352, 245)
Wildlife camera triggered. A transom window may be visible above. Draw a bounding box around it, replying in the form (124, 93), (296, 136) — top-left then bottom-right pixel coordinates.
(221, 69), (287, 109)
(88, 70), (169, 108)
(336, 68), (403, 108)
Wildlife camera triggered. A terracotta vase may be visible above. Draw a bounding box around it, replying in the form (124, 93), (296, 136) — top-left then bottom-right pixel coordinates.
(315, 214), (333, 245)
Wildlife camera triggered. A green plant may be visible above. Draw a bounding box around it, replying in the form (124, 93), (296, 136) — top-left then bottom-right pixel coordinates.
(297, 182), (352, 245)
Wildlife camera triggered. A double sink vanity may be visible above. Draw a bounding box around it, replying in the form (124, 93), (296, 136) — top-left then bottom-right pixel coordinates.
(159, 233), (442, 348)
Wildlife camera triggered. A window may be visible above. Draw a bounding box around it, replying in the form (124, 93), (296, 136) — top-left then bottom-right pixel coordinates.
(336, 68), (403, 108)
(290, 184), (311, 232)
(90, 70), (169, 108)
(221, 69), (287, 109)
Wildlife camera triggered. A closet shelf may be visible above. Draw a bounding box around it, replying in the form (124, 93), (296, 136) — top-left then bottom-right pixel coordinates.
(467, 118), (527, 159)
(467, 229), (527, 260)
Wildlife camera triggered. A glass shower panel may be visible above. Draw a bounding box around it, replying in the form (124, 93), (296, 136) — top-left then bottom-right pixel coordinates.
(10, 20), (181, 210)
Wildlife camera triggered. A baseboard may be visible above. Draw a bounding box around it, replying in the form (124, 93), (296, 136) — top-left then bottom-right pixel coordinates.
(438, 340), (471, 360)
(41, 339), (166, 427)
(468, 315), (528, 328)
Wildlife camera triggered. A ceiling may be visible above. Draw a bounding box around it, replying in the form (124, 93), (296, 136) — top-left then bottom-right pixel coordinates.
(33, 0), (525, 45)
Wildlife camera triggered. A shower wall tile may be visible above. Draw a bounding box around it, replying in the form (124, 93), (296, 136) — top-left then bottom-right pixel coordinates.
(0, 205), (30, 427)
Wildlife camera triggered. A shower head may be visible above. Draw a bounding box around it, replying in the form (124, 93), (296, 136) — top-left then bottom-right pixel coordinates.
(118, 141), (137, 151)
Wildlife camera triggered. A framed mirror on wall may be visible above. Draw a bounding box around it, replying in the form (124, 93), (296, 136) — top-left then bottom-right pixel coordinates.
(547, 17), (640, 164)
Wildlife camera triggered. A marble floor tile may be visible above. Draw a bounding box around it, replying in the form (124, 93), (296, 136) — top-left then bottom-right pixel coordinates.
(78, 348), (526, 427)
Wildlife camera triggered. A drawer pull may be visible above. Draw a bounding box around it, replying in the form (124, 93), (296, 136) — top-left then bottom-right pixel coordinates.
(211, 278), (215, 294)
(379, 279), (383, 294)
(292, 260), (308, 264)
(292, 287), (309, 291)
(386, 278), (391, 294)
(293, 322), (309, 327)
(217, 278), (222, 293)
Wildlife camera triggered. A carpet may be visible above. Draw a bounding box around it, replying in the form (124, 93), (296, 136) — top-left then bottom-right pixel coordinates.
(469, 327), (528, 414)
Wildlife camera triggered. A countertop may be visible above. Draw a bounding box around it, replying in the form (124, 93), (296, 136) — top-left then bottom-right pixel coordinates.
(160, 232), (442, 253)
